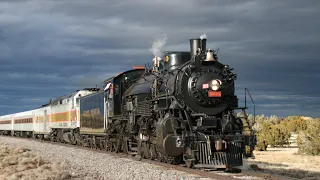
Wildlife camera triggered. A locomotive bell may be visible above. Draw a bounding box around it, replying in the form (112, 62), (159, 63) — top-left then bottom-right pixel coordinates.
(204, 49), (215, 61)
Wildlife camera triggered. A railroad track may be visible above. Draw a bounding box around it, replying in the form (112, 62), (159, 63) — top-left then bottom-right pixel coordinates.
(0, 135), (294, 180)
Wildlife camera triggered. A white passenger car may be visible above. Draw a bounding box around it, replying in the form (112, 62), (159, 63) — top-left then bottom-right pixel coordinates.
(0, 114), (13, 135)
(0, 88), (99, 140)
(12, 110), (34, 136)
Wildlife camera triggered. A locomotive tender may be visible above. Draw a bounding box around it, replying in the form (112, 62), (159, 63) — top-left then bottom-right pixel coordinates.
(0, 36), (255, 171)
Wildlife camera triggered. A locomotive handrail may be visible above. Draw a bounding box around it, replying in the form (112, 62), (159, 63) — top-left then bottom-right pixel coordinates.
(244, 88), (255, 125)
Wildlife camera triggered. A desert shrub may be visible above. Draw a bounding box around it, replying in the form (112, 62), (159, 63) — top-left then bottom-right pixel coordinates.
(244, 145), (252, 157)
(267, 123), (291, 147)
(282, 116), (308, 133)
(253, 119), (272, 151)
(237, 113), (292, 151)
(267, 115), (282, 124)
(251, 115), (291, 150)
(297, 118), (320, 155)
(255, 132), (268, 151)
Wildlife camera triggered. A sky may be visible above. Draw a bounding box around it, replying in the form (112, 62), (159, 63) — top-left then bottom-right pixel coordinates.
(0, 0), (319, 118)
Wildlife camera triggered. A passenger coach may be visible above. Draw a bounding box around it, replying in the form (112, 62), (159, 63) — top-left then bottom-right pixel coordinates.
(0, 89), (98, 139)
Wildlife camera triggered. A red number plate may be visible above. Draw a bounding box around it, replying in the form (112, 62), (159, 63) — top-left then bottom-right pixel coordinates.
(208, 91), (222, 97)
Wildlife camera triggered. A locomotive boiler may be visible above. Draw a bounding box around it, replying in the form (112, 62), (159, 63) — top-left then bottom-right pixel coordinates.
(123, 37), (248, 169)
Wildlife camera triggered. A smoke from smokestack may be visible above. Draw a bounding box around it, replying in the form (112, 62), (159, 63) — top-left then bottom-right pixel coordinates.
(200, 33), (207, 40)
(150, 34), (167, 57)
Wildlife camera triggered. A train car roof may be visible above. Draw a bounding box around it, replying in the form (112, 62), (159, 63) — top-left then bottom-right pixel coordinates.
(49, 88), (100, 105)
(0, 114), (15, 118)
(79, 89), (104, 100)
(103, 66), (145, 84)
(115, 67), (145, 78)
(51, 91), (79, 103)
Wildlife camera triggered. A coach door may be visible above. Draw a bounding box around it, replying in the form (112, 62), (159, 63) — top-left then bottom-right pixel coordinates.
(104, 97), (108, 129)
(104, 83), (114, 129)
(43, 110), (47, 131)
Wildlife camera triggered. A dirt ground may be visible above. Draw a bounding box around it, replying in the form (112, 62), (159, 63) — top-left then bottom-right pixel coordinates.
(246, 134), (320, 179)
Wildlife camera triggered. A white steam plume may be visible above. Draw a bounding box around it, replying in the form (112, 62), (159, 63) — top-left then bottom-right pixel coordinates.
(200, 33), (207, 40)
(150, 34), (167, 57)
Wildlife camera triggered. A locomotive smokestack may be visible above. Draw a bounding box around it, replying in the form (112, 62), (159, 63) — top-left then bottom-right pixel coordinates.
(201, 38), (206, 52)
(190, 39), (200, 57)
(190, 38), (206, 57)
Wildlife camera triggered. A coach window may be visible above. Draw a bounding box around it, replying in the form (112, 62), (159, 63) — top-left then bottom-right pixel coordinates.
(76, 98), (80, 106)
(76, 94), (81, 106)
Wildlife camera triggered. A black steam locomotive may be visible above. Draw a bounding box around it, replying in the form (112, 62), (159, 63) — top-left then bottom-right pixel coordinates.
(77, 36), (255, 170)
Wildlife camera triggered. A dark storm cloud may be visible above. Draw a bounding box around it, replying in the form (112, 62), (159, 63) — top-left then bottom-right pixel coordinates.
(0, 0), (319, 117)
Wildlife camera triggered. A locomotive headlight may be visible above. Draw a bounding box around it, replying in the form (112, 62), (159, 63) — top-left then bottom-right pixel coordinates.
(210, 79), (222, 91)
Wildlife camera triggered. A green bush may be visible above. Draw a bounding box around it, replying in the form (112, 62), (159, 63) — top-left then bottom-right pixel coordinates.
(255, 139), (268, 151)
(253, 118), (271, 151)
(267, 123), (291, 147)
(297, 119), (320, 155)
(282, 116), (308, 133)
(249, 114), (291, 150)
(239, 114), (318, 154)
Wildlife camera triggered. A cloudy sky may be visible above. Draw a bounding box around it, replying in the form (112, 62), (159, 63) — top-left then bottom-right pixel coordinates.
(0, 0), (319, 118)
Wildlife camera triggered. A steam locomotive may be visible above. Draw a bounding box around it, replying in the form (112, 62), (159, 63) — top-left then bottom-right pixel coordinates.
(0, 36), (256, 171)
(117, 37), (247, 169)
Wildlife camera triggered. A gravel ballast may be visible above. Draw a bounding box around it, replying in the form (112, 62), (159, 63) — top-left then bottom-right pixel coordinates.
(0, 136), (216, 180)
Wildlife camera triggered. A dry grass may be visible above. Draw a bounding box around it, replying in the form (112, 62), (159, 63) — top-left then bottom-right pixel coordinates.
(0, 143), (71, 180)
(246, 133), (320, 180)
